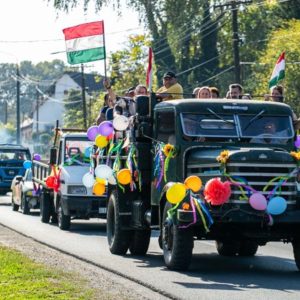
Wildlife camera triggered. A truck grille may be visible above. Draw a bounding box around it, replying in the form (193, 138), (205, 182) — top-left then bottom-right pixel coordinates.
(186, 162), (298, 204)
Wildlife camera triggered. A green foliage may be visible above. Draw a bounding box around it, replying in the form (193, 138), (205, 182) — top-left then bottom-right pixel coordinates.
(252, 19), (300, 115)
(0, 246), (96, 299)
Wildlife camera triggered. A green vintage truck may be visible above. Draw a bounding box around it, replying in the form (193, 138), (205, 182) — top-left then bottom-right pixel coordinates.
(103, 96), (300, 271)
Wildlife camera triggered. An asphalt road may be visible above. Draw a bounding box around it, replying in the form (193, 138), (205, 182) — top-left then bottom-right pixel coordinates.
(1, 193), (300, 300)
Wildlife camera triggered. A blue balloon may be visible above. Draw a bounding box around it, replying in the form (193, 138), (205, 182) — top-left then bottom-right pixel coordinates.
(267, 196), (287, 215)
(23, 160), (32, 169)
(84, 146), (92, 158)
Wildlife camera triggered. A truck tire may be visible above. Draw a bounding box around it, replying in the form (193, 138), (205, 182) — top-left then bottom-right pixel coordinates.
(40, 192), (51, 223)
(129, 229), (151, 255)
(292, 239), (300, 271)
(162, 202), (194, 270)
(239, 241), (258, 256)
(21, 194), (30, 215)
(216, 240), (240, 256)
(58, 202), (71, 230)
(11, 195), (19, 212)
(107, 190), (132, 255)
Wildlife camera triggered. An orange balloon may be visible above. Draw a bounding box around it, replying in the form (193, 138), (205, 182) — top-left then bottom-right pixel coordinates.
(184, 176), (202, 192)
(117, 169), (131, 185)
(93, 182), (105, 196)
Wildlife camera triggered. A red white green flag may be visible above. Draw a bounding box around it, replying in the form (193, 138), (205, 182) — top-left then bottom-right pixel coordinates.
(269, 51), (285, 89)
(146, 47), (153, 91)
(62, 21), (106, 65)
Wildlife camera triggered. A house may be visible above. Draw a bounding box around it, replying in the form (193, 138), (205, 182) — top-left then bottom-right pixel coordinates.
(26, 71), (104, 136)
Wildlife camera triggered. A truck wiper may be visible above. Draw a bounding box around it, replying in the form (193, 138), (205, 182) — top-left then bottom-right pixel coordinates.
(206, 108), (236, 125)
(243, 109), (265, 131)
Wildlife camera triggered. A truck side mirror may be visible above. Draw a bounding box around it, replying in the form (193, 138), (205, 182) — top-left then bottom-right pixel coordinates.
(49, 148), (57, 165)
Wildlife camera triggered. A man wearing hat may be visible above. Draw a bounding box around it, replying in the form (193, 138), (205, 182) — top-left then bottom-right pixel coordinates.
(156, 71), (183, 101)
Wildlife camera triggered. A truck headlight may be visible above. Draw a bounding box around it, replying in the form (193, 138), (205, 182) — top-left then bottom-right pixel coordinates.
(67, 185), (87, 195)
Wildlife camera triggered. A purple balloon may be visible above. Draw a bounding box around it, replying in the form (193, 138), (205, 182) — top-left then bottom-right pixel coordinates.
(98, 121), (114, 137)
(249, 193), (267, 211)
(87, 125), (100, 141)
(295, 135), (300, 148)
(33, 153), (41, 161)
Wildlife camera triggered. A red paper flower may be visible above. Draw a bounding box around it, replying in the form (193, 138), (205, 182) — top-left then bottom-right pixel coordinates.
(204, 178), (231, 205)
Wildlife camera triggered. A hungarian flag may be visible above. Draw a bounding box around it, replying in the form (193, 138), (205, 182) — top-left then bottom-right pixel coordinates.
(62, 21), (106, 65)
(269, 51), (285, 89)
(146, 47), (153, 91)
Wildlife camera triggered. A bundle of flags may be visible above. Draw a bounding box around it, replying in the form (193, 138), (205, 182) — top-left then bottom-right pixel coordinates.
(62, 21), (106, 65)
(269, 51), (285, 89)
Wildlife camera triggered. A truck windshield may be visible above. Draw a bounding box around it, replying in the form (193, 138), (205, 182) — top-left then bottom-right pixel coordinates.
(0, 150), (30, 160)
(181, 113), (237, 138)
(239, 115), (293, 144)
(64, 138), (94, 166)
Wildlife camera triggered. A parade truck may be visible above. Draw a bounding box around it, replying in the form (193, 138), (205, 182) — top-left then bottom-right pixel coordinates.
(99, 95), (300, 271)
(32, 125), (107, 230)
(0, 144), (31, 195)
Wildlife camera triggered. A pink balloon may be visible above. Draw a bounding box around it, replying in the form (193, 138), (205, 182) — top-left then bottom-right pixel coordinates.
(295, 135), (300, 148)
(98, 121), (114, 137)
(249, 193), (267, 211)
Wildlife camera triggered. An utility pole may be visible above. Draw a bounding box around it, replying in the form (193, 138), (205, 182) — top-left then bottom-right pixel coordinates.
(36, 87), (39, 135)
(214, 1), (252, 84)
(81, 64), (87, 130)
(16, 64), (21, 144)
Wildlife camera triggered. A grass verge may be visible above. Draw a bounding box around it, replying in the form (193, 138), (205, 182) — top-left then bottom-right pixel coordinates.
(0, 245), (96, 299)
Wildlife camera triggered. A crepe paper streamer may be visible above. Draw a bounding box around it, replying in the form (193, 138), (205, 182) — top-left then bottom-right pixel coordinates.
(167, 201), (181, 220)
(224, 173), (250, 200)
(153, 144), (164, 189)
(195, 197), (214, 226)
(164, 147), (176, 182)
(267, 214), (274, 226)
(193, 197), (209, 233)
(179, 193), (197, 229)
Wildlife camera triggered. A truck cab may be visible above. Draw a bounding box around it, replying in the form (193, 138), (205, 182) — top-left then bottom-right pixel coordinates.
(104, 97), (300, 271)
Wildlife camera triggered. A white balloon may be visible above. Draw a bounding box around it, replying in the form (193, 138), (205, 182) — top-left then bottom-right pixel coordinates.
(82, 173), (95, 188)
(107, 175), (117, 185)
(95, 164), (113, 179)
(113, 115), (129, 131)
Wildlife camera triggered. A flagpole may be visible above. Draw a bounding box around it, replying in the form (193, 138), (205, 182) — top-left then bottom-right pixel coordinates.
(102, 21), (107, 79)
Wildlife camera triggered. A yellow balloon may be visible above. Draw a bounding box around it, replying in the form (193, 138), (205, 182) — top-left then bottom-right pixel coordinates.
(93, 182), (105, 196)
(117, 169), (131, 185)
(96, 177), (107, 185)
(184, 176), (202, 192)
(166, 183), (186, 204)
(95, 135), (108, 148)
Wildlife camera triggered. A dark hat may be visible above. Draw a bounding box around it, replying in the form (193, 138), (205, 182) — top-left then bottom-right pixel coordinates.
(163, 71), (176, 79)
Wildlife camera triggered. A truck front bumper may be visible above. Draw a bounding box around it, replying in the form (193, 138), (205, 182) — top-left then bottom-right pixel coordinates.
(61, 195), (107, 218)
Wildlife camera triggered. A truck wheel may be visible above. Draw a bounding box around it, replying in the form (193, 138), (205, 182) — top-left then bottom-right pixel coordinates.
(239, 241), (258, 256)
(11, 195), (19, 212)
(292, 239), (300, 271)
(162, 202), (194, 270)
(58, 202), (71, 230)
(21, 194), (30, 215)
(107, 190), (132, 255)
(129, 229), (151, 255)
(216, 240), (240, 256)
(40, 192), (50, 223)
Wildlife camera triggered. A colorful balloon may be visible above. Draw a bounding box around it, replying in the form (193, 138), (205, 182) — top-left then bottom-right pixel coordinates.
(95, 135), (108, 148)
(117, 169), (131, 185)
(184, 176), (202, 193)
(249, 193), (267, 211)
(45, 176), (55, 189)
(113, 115), (129, 131)
(23, 160), (32, 169)
(33, 153), (41, 161)
(267, 196), (287, 215)
(82, 172), (95, 188)
(84, 146), (92, 158)
(98, 121), (114, 137)
(95, 164), (113, 179)
(107, 175), (117, 185)
(295, 135), (300, 148)
(166, 183), (186, 204)
(87, 125), (100, 141)
(96, 177), (106, 185)
(93, 182), (105, 196)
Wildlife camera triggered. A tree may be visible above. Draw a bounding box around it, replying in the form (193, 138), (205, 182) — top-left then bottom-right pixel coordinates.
(252, 19), (300, 115)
